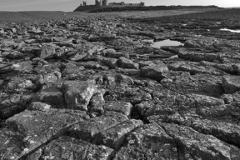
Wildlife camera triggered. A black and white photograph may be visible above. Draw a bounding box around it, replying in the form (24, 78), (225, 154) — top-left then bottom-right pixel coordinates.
(0, 0), (240, 159)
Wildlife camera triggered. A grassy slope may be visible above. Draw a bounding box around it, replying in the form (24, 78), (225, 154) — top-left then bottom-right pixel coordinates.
(0, 8), (220, 28)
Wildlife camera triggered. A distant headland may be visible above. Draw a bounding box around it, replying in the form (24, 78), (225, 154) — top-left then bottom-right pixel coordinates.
(74, 1), (220, 12)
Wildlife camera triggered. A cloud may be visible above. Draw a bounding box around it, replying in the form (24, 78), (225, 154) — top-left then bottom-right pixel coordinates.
(0, 0), (76, 8)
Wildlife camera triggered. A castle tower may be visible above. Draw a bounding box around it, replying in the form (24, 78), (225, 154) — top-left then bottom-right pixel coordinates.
(95, 0), (101, 6)
(95, 0), (99, 6)
(102, 0), (108, 6)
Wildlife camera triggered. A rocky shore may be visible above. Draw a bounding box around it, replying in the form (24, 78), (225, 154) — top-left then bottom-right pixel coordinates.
(1, 9), (240, 160)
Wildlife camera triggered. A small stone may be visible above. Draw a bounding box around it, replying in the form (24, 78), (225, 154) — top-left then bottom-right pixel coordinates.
(118, 57), (139, 69)
(28, 102), (51, 112)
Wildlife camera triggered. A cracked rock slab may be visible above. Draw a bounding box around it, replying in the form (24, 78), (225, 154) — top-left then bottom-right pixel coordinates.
(27, 136), (114, 160)
(0, 109), (88, 159)
(113, 123), (178, 160)
(161, 122), (240, 160)
(95, 119), (143, 150)
(66, 112), (128, 141)
(104, 101), (133, 116)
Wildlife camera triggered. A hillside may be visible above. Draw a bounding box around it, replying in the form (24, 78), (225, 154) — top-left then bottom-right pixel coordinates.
(74, 5), (221, 12)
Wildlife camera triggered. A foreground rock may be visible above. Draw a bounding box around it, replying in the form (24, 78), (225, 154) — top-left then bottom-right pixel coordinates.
(0, 109), (89, 159)
(27, 136), (114, 160)
(114, 123), (179, 160)
(1, 9), (240, 159)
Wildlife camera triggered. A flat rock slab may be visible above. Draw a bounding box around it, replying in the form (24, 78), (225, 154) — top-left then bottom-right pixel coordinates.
(27, 136), (114, 160)
(150, 113), (240, 148)
(0, 109), (88, 159)
(104, 101), (133, 116)
(161, 72), (224, 97)
(162, 123), (240, 160)
(95, 119), (143, 150)
(66, 112), (128, 141)
(178, 48), (220, 62)
(114, 123), (178, 160)
(191, 118), (240, 148)
(145, 93), (227, 118)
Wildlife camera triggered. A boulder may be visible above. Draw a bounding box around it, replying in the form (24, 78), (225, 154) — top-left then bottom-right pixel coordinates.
(37, 45), (56, 59)
(63, 81), (98, 111)
(89, 90), (105, 116)
(118, 57), (139, 69)
(140, 64), (169, 81)
(222, 76), (240, 94)
(100, 57), (118, 69)
(34, 86), (64, 107)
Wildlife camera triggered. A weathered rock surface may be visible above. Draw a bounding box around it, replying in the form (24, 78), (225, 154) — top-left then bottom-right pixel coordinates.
(27, 136), (114, 160)
(114, 123), (179, 160)
(63, 80), (97, 111)
(66, 112), (128, 141)
(1, 9), (240, 159)
(118, 57), (139, 69)
(140, 63), (169, 81)
(37, 45), (56, 59)
(95, 119), (143, 150)
(104, 101), (133, 116)
(0, 109), (89, 159)
(161, 123), (240, 160)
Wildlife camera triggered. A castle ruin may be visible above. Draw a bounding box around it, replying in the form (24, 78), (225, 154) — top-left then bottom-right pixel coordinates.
(80, 0), (144, 7)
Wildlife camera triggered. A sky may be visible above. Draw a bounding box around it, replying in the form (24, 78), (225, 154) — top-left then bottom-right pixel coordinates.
(0, 0), (239, 11)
